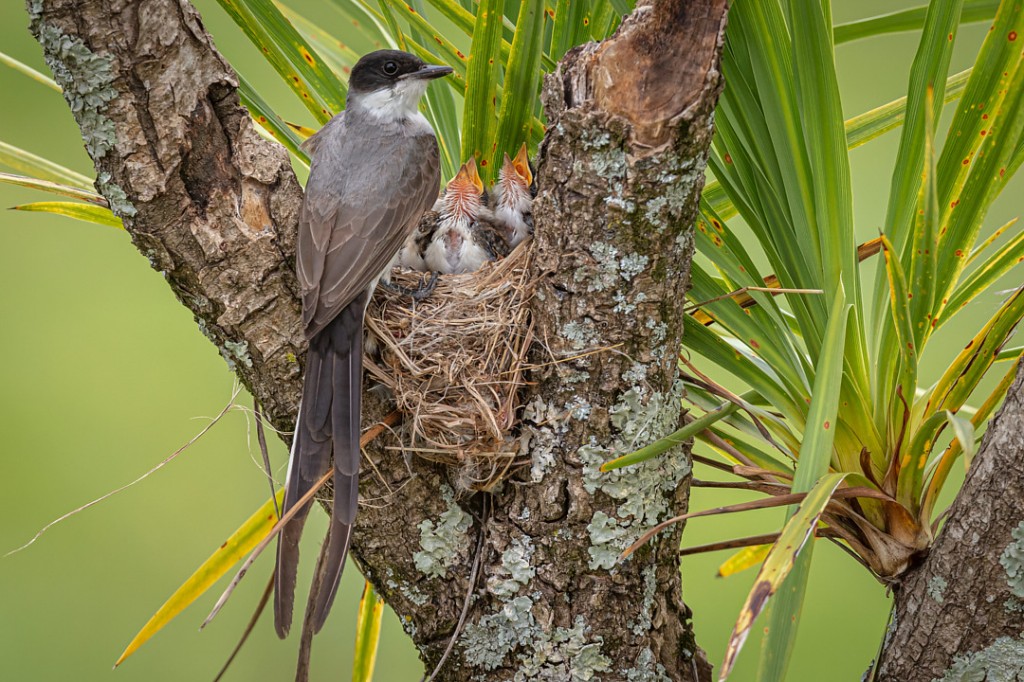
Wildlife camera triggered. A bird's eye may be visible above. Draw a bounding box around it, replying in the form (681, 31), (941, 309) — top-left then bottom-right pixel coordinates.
(382, 61), (399, 76)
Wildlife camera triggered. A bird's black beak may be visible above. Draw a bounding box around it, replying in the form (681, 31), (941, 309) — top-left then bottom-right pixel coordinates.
(405, 63), (454, 80)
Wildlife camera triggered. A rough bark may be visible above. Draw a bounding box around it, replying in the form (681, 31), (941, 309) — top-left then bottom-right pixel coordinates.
(875, 361), (1024, 682)
(27, 0), (305, 426)
(28, 0), (727, 679)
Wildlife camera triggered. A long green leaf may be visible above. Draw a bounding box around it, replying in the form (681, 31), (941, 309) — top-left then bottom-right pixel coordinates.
(550, 0), (590, 62)
(790, 0), (872, 431)
(920, 352), (1021, 521)
(0, 140), (94, 189)
(872, 0), (966, 433)
(938, 219), (1024, 326)
(0, 50), (60, 92)
(716, 2), (828, 360)
(12, 201), (122, 229)
(834, 0), (998, 44)
(421, 0), (557, 71)
(0, 172), (105, 205)
(928, 286), (1024, 418)
(721, 472), (847, 681)
(754, 286), (849, 682)
(877, 0), (963, 287)
(908, 88), (940, 352)
(215, 0), (346, 123)
(352, 581), (385, 682)
(461, 0), (505, 181)
(375, 0), (409, 50)
(880, 235), (919, 427)
(703, 68), (972, 221)
(114, 490), (284, 666)
(601, 402), (741, 472)
(494, 0), (546, 164)
(933, 3), (1024, 315)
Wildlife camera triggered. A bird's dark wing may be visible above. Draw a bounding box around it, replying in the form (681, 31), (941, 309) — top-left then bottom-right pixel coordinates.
(473, 215), (512, 260)
(298, 130), (442, 339)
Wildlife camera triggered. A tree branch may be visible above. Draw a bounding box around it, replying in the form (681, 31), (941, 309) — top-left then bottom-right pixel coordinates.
(29, 0), (728, 679)
(875, 361), (1024, 681)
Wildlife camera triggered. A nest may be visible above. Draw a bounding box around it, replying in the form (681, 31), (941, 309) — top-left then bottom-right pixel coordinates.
(364, 242), (536, 491)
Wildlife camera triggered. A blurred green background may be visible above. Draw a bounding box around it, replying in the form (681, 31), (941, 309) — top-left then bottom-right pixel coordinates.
(0, 1), (1019, 680)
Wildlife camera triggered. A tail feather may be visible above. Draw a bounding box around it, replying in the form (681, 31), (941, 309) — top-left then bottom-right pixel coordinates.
(274, 341), (333, 639)
(276, 292), (368, 639)
(311, 307), (363, 632)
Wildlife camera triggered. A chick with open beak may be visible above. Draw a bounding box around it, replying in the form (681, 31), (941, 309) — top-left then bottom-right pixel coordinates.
(490, 143), (534, 248)
(424, 158), (509, 274)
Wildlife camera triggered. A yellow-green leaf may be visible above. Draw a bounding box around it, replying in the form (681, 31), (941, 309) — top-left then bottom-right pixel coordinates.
(352, 581), (386, 682)
(214, 0), (346, 124)
(944, 410), (977, 470)
(717, 544), (770, 578)
(833, 0), (998, 44)
(114, 490), (284, 667)
(720, 472), (847, 681)
(0, 50), (60, 92)
(0, 139), (94, 189)
(0, 172), (106, 205)
(12, 201), (122, 229)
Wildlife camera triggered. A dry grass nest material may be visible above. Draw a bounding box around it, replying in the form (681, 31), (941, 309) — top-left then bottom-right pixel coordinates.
(365, 241), (536, 491)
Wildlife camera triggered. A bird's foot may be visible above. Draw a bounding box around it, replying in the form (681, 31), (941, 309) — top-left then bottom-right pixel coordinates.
(380, 271), (439, 302)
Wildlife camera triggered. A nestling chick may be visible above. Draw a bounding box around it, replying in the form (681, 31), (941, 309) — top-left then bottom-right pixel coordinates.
(490, 143), (534, 249)
(396, 203), (440, 271)
(424, 158), (509, 274)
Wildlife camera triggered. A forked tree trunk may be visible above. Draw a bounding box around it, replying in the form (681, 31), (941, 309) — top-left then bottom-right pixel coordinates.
(30, 0), (1024, 680)
(28, 0), (728, 679)
(874, 361), (1024, 682)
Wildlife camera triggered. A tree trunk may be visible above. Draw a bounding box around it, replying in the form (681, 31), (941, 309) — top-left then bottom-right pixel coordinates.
(28, 0), (728, 679)
(874, 360), (1024, 682)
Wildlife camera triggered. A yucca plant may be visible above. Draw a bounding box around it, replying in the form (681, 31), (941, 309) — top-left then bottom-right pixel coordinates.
(606, 0), (1023, 678)
(4, 0), (1022, 680)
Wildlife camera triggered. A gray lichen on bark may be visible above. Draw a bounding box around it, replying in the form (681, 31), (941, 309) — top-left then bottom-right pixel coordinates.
(28, 0), (729, 679)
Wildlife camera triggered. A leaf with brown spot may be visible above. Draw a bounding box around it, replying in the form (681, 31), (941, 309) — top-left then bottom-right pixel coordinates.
(719, 473), (847, 681)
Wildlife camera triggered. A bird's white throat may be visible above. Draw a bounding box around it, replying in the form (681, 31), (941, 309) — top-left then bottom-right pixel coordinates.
(354, 78), (431, 126)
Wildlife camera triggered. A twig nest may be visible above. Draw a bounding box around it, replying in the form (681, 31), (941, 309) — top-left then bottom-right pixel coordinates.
(365, 242), (535, 491)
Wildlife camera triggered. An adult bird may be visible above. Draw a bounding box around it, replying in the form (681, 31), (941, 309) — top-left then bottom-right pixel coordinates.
(423, 158), (509, 274)
(275, 50), (452, 639)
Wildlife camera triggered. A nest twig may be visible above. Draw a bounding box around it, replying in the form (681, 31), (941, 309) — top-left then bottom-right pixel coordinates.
(365, 242), (536, 491)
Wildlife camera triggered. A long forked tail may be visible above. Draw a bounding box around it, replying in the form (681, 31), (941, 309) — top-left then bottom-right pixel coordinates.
(310, 300), (363, 632)
(274, 294), (366, 639)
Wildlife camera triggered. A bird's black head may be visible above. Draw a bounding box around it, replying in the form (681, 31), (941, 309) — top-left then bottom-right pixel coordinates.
(348, 50), (452, 94)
